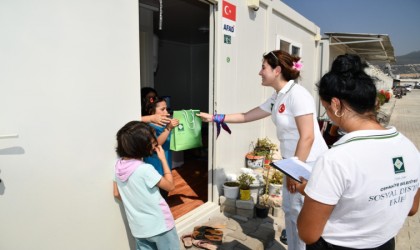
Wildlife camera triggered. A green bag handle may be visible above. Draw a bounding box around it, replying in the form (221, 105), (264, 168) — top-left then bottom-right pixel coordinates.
(182, 109), (196, 129)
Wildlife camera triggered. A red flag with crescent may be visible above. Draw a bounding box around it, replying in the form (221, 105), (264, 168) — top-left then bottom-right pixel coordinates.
(222, 0), (236, 22)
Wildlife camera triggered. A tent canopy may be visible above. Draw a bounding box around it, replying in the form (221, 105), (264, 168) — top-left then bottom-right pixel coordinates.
(325, 32), (396, 63)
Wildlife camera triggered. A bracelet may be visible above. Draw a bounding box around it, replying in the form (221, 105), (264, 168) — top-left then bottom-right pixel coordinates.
(212, 114), (231, 138)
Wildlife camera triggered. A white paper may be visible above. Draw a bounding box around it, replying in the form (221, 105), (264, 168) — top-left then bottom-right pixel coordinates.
(269, 157), (312, 183)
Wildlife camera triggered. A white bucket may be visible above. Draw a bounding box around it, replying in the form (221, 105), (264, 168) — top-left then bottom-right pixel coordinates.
(269, 183), (282, 196)
(223, 184), (239, 199)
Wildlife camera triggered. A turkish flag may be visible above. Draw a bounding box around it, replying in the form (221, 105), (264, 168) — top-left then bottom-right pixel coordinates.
(222, 0), (236, 22)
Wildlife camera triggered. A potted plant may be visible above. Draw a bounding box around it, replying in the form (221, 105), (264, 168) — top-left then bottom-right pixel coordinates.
(268, 170), (283, 196)
(254, 137), (278, 164)
(223, 181), (240, 199)
(255, 166), (274, 218)
(245, 137), (278, 169)
(255, 193), (271, 218)
(237, 173), (255, 200)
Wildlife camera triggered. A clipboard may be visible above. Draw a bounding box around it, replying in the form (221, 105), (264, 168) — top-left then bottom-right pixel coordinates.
(269, 157), (311, 183)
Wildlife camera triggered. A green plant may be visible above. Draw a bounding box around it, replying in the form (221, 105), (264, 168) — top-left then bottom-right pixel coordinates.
(260, 166), (271, 206)
(251, 137), (278, 161)
(260, 168), (283, 206)
(263, 167), (272, 195)
(269, 170), (283, 185)
(237, 173), (255, 190)
(224, 181), (240, 187)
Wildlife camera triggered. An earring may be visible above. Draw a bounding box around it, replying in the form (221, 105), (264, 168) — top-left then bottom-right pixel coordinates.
(334, 110), (343, 118)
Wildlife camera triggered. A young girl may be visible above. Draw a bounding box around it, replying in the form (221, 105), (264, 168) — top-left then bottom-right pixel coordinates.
(113, 121), (180, 250)
(144, 96), (179, 199)
(140, 87), (171, 126)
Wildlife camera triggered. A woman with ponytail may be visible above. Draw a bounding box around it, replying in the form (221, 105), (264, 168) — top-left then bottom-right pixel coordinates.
(198, 50), (328, 250)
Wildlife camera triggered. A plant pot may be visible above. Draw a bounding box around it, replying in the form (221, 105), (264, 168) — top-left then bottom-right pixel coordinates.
(269, 183), (283, 196)
(223, 183), (239, 199)
(240, 189), (251, 200)
(245, 153), (265, 169)
(255, 204), (270, 218)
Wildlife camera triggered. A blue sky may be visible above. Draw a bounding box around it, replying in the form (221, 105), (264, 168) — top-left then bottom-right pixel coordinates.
(281, 0), (420, 56)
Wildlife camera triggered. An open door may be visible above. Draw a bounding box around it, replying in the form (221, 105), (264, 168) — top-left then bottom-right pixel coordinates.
(139, 0), (212, 219)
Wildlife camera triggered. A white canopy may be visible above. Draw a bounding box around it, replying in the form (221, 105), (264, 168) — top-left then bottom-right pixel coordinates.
(325, 32), (396, 63)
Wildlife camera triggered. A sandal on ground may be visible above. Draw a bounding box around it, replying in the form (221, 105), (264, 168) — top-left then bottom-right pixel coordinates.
(192, 232), (223, 245)
(192, 239), (218, 250)
(280, 229), (287, 245)
(194, 226), (223, 236)
(180, 233), (193, 248)
(192, 230), (222, 245)
(203, 234), (222, 245)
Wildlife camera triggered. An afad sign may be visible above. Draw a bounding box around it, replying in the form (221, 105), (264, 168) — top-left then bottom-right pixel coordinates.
(222, 0), (236, 37)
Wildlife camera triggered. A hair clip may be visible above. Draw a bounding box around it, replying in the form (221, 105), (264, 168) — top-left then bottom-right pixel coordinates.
(149, 97), (154, 103)
(292, 60), (303, 71)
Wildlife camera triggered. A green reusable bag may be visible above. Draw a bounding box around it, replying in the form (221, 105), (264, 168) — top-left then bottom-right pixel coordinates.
(170, 109), (203, 151)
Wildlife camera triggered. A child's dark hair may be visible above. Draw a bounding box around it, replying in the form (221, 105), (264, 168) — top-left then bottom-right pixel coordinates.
(145, 96), (166, 115)
(318, 54), (377, 114)
(141, 87), (158, 116)
(116, 121), (157, 159)
(141, 87), (158, 101)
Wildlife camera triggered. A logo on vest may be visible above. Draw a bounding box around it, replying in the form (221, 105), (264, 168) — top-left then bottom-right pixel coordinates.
(393, 157), (405, 174)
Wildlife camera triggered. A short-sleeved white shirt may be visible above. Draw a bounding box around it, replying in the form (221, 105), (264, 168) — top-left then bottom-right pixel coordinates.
(305, 127), (420, 248)
(259, 80), (328, 162)
(115, 161), (175, 238)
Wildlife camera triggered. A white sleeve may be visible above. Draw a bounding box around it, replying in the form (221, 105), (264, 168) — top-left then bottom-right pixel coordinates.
(289, 86), (316, 117)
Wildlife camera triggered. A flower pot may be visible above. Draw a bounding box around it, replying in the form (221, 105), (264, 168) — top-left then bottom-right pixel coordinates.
(255, 204), (270, 218)
(240, 189), (251, 200)
(245, 153), (265, 169)
(223, 183), (239, 199)
(269, 183), (282, 196)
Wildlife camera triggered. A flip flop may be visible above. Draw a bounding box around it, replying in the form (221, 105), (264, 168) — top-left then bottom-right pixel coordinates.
(180, 233), (193, 248)
(192, 239), (218, 250)
(203, 234), (222, 245)
(192, 229), (203, 239)
(192, 230), (223, 245)
(194, 226), (223, 236)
